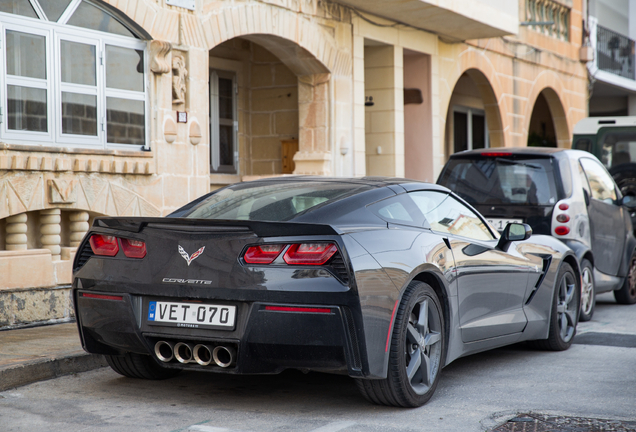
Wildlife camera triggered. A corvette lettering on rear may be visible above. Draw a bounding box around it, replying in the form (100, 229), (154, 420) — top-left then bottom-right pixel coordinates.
(162, 277), (213, 285)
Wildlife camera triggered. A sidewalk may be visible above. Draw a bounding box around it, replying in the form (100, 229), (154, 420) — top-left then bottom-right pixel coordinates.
(0, 322), (107, 392)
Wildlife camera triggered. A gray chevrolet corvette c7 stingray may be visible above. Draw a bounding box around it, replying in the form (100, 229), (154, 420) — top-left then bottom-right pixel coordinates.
(73, 177), (580, 407)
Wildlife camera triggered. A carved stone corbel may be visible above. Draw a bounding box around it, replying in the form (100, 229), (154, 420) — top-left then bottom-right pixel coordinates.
(172, 53), (188, 105)
(149, 40), (172, 75)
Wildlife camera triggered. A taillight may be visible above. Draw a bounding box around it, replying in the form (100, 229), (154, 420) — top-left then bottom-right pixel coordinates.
(481, 152), (512, 157)
(89, 234), (119, 256)
(244, 244), (285, 264)
(555, 226), (570, 235)
(81, 292), (123, 301)
(121, 238), (147, 259)
(283, 243), (337, 265)
(559, 203), (569, 211)
(556, 214), (570, 223)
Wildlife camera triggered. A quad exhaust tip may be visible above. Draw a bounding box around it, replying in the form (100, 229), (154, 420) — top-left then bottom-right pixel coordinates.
(154, 341), (235, 368)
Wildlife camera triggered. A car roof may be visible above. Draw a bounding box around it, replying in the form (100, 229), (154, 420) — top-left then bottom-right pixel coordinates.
(241, 175), (449, 191)
(448, 147), (591, 159)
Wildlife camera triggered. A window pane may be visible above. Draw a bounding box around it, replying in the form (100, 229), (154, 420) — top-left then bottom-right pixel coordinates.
(105, 45), (144, 91)
(454, 111), (467, 153)
(39, 0), (72, 21)
(0, 0), (37, 18)
(60, 40), (96, 86)
(472, 113), (485, 149)
(218, 77), (233, 120)
(7, 85), (47, 132)
(67, 1), (135, 37)
(580, 158), (617, 202)
(62, 92), (97, 136)
(6, 30), (46, 79)
(219, 124), (233, 166)
(107, 97), (144, 145)
(410, 192), (494, 241)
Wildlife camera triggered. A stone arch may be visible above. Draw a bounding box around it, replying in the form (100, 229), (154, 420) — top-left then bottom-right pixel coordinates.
(524, 72), (571, 148)
(440, 47), (508, 156)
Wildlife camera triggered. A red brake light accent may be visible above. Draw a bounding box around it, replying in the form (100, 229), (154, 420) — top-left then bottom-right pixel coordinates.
(558, 203), (569, 211)
(283, 243), (338, 265)
(481, 152), (512, 157)
(244, 244), (285, 264)
(89, 234), (119, 256)
(556, 214), (570, 223)
(265, 306), (331, 313)
(121, 238), (147, 258)
(81, 293), (123, 301)
(555, 226), (570, 236)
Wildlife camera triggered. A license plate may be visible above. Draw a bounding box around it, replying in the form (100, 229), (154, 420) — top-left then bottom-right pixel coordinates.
(147, 301), (236, 330)
(487, 218), (523, 231)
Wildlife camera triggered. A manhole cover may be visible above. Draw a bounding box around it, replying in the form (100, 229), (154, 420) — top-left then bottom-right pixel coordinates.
(491, 413), (636, 432)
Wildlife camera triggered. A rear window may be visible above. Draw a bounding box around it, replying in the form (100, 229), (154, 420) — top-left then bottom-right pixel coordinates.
(438, 157), (559, 206)
(174, 181), (372, 221)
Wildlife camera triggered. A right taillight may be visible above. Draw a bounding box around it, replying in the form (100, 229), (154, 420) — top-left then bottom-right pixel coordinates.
(283, 243), (338, 265)
(244, 244), (285, 264)
(555, 226), (570, 236)
(556, 214), (570, 223)
(89, 234), (119, 256)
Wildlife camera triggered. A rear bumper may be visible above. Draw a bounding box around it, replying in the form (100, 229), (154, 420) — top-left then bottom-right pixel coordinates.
(74, 289), (364, 376)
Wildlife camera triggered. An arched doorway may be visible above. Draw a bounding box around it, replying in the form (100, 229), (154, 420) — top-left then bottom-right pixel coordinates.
(527, 88), (569, 148)
(208, 35), (331, 182)
(445, 69), (504, 158)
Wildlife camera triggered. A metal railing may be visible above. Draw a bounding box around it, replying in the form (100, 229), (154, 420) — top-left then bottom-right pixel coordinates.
(596, 25), (635, 80)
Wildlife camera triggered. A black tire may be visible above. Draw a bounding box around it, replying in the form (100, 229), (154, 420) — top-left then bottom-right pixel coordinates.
(614, 250), (636, 304)
(579, 259), (595, 322)
(355, 281), (446, 407)
(106, 352), (181, 380)
(533, 263), (580, 351)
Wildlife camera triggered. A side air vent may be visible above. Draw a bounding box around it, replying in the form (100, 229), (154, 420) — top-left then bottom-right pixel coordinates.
(525, 255), (553, 305)
(328, 252), (350, 284)
(74, 241), (94, 272)
(342, 307), (362, 370)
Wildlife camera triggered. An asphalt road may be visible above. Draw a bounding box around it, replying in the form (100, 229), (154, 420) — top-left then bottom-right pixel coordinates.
(0, 293), (634, 432)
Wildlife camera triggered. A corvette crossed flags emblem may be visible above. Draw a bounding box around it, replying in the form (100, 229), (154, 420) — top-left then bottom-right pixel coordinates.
(178, 245), (205, 266)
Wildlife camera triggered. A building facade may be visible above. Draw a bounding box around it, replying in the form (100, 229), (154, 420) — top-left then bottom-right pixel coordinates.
(0, 0), (589, 327)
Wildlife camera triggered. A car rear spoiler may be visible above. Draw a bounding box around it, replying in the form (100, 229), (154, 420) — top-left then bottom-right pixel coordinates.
(92, 217), (340, 237)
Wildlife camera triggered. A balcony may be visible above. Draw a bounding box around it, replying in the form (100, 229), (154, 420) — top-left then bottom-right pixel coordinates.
(331, 0), (518, 41)
(596, 25), (634, 80)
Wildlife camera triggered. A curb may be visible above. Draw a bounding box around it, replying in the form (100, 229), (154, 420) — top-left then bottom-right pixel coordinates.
(0, 353), (108, 392)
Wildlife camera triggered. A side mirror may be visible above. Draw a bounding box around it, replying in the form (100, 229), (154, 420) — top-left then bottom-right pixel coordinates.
(497, 223), (532, 252)
(622, 195), (636, 209)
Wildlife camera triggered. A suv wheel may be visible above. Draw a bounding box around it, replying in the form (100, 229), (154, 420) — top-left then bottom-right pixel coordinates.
(615, 250), (636, 305)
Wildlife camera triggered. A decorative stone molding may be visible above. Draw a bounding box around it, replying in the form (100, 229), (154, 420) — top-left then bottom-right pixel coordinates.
(69, 211), (90, 247)
(0, 175), (161, 220)
(172, 53), (188, 105)
(5, 213), (27, 251)
(48, 179), (78, 204)
(149, 40), (172, 74)
(189, 119), (202, 145)
(0, 153), (154, 175)
(164, 116), (178, 143)
(40, 209), (62, 260)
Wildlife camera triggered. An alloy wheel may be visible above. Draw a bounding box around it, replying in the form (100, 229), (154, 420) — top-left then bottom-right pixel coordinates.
(580, 267), (594, 317)
(405, 298), (442, 395)
(556, 273), (577, 343)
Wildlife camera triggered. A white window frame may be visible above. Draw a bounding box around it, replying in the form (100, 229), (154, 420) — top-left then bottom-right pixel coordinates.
(0, 3), (149, 151)
(453, 106), (489, 152)
(210, 69), (238, 174)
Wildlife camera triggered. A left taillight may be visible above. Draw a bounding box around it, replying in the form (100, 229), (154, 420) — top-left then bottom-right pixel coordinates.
(88, 235), (146, 258)
(121, 238), (147, 259)
(89, 234), (119, 256)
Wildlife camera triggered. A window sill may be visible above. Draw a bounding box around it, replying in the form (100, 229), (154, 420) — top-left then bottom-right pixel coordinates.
(210, 173), (241, 186)
(0, 142), (153, 157)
